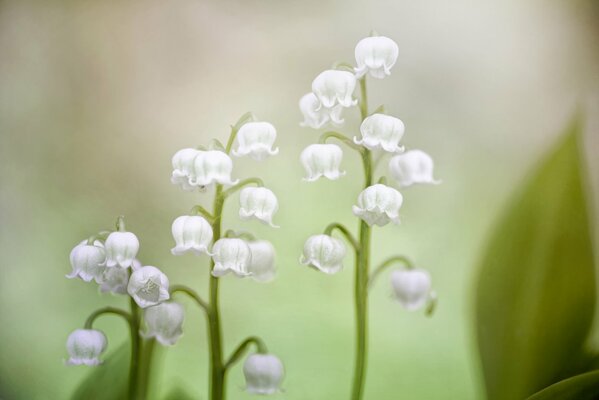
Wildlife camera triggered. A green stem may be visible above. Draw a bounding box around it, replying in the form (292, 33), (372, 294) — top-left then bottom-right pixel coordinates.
(223, 336), (268, 370)
(324, 222), (360, 252)
(170, 285), (211, 313)
(369, 255), (415, 288)
(129, 296), (141, 400)
(83, 307), (131, 329)
(137, 338), (157, 400)
(221, 177), (264, 198)
(358, 78), (368, 121)
(319, 131), (364, 153)
(190, 205), (215, 222)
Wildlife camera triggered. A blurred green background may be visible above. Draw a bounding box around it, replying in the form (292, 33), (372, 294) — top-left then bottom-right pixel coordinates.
(1, 0), (599, 399)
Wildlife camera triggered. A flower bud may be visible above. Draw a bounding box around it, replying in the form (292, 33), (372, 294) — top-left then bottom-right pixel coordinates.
(354, 36), (399, 79)
(390, 269), (432, 311)
(352, 184), (402, 226)
(171, 148), (201, 191)
(127, 265), (170, 308)
(192, 150), (239, 187)
(142, 302), (185, 346)
(300, 234), (346, 274)
(66, 329), (107, 366)
(104, 231), (139, 269)
(66, 240), (106, 283)
(98, 266), (129, 295)
(299, 92), (344, 129)
(388, 150), (441, 187)
(243, 353), (285, 395)
(354, 113), (405, 153)
(311, 70), (357, 109)
(232, 122), (279, 161)
(211, 238), (251, 277)
(171, 215), (213, 256)
(300, 144), (345, 182)
(239, 187), (279, 227)
(247, 240), (277, 282)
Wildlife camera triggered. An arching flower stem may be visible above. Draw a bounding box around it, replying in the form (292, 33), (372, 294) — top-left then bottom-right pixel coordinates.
(369, 255), (415, 289)
(190, 205), (215, 222)
(223, 336), (268, 370)
(222, 178), (264, 199)
(319, 131), (365, 153)
(324, 222), (360, 252)
(170, 284), (211, 314)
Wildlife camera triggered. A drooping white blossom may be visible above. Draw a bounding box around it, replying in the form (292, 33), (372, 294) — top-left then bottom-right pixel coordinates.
(171, 148), (201, 191)
(299, 92), (344, 129)
(352, 184), (403, 226)
(354, 36), (399, 79)
(247, 240), (277, 282)
(191, 150), (239, 187)
(243, 353), (285, 395)
(300, 144), (345, 182)
(239, 187), (279, 228)
(104, 231), (140, 269)
(354, 113), (405, 153)
(142, 302), (185, 346)
(390, 269), (432, 311)
(211, 238), (252, 278)
(299, 234), (346, 274)
(232, 122), (279, 161)
(171, 215), (213, 256)
(388, 150), (441, 187)
(66, 240), (106, 283)
(65, 329), (107, 366)
(98, 266), (129, 295)
(312, 70), (357, 109)
(127, 265), (170, 308)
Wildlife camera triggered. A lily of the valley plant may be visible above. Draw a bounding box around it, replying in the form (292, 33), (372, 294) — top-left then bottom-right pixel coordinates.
(299, 33), (439, 400)
(65, 113), (284, 400)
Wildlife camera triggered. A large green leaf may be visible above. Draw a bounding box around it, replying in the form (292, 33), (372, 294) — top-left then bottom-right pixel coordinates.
(474, 120), (596, 400)
(526, 370), (599, 400)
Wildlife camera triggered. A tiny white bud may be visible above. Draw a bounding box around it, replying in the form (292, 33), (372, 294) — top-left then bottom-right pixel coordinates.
(247, 240), (277, 282)
(352, 184), (403, 227)
(311, 70), (358, 109)
(300, 144), (345, 182)
(211, 238), (252, 278)
(232, 122), (279, 161)
(300, 234), (346, 274)
(390, 269), (432, 311)
(243, 353), (285, 395)
(66, 329), (107, 366)
(239, 187), (279, 228)
(66, 240), (106, 283)
(299, 92), (344, 129)
(388, 150), (441, 187)
(171, 148), (201, 191)
(354, 36), (399, 79)
(192, 150), (239, 187)
(354, 113), (405, 153)
(171, 215), (213, 256)
(127, 265), (170, 308)
(98, 266), (129, 295)
(142, 302), (185, 346)
(104, 231), (140, 269)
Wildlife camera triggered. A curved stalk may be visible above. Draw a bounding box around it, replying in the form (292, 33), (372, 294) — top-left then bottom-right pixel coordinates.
(319, 131), (365, 153)
(369, 255), (415, 288)
(170, 284), (211, 313)
(223, 336), (268, 370)
(324, 222), (360, 252)
(190, 205), (215, 222)
(222, 177), (264, 198)
(83, 307), (131, 329)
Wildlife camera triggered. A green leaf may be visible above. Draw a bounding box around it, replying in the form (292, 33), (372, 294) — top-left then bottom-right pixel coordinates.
(527, 370), (599, 400)
(474, 119), (596, 400)
(71, 344), (129, 400)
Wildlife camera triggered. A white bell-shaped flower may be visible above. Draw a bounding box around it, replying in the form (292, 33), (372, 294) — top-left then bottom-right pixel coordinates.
(243, 353), (285, 395)
(355, 36), (399, 79)
(104, 231), (140, 269)
(354, 113), (405, 153)
(98, 266), (129, 295)
(142, 302), (185, 346)
(127, 265), (170, 308)
(300, 234), (346, 274)
(66, 240), (106, 283)
(300, 144), (345, 182)
(247, 240), (277, 282)
(299, 92), (344, 129)
(66, 329), (107, 366)
(211, 238), (252, 277)
(171, 148), (201, 191)
(389, 150), (441, 187)
(191, 150), (239, 187)
(352, 184), (403, 226)
(232, 122), (279, 161)
(239, 187), (279, 227)
(171, 215), (213, 256)
(311, 70), (357, 109)
(390, 269), (432, 311)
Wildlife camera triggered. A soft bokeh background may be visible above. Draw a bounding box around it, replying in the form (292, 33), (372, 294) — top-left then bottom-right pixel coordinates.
(1, 0), (599, 399)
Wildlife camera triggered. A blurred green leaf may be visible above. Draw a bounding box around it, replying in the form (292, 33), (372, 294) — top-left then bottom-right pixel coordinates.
(474, 119), (595, 400)
(71, 344), (128, 400)
(526, 370), (599, 400)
